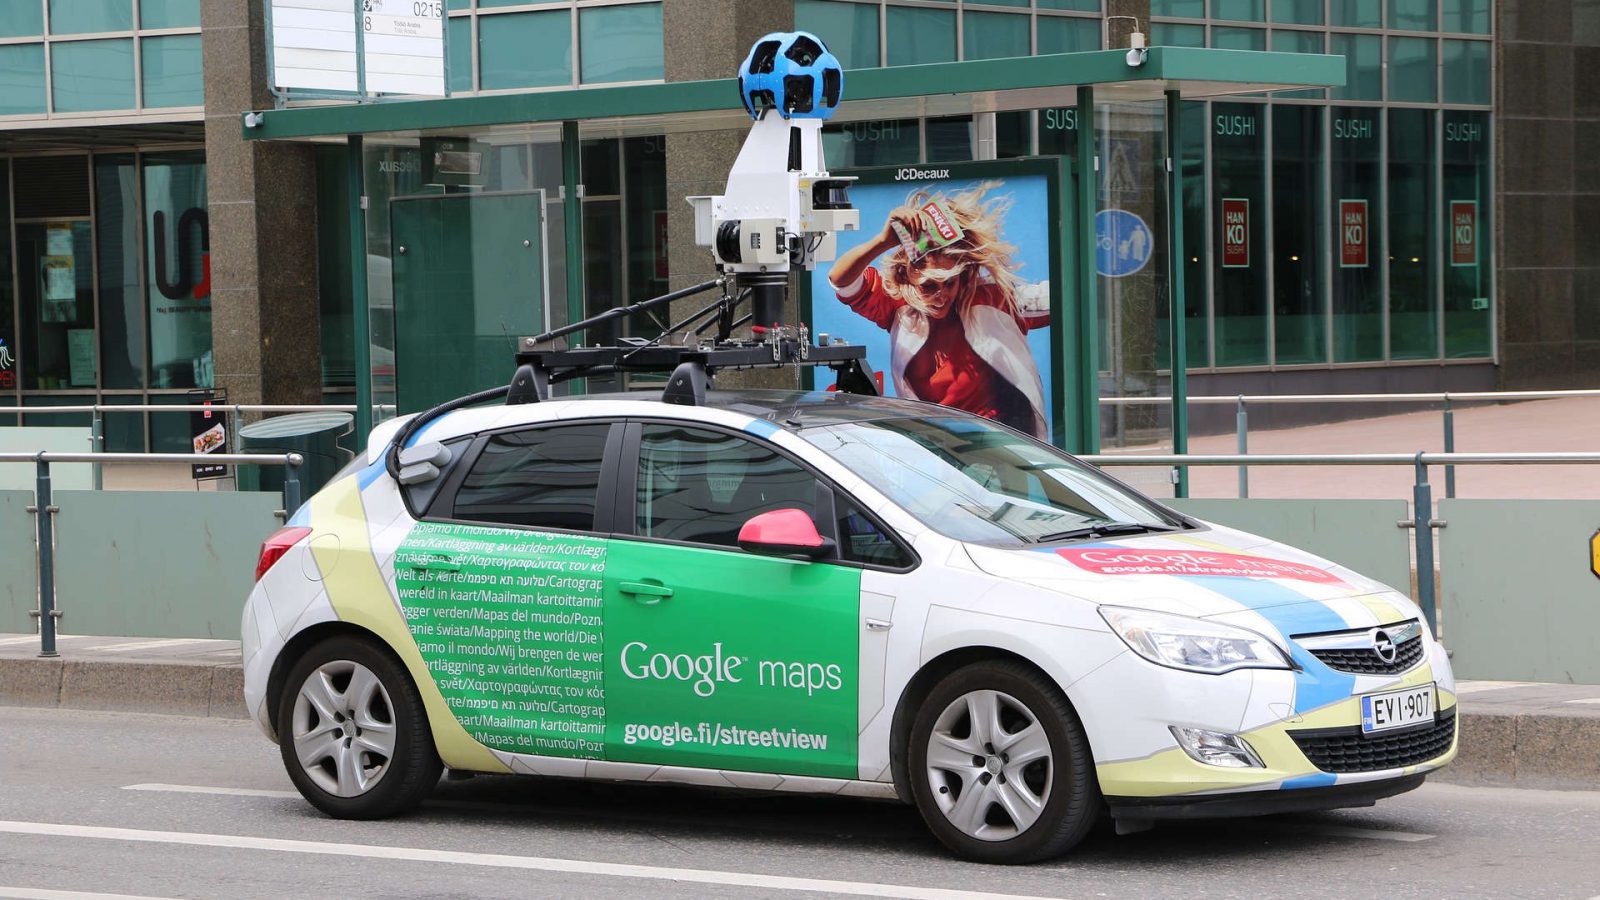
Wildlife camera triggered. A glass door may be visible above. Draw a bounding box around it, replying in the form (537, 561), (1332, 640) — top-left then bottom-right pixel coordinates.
(17, 220), (96, 391)
(390, 190), (548, 414)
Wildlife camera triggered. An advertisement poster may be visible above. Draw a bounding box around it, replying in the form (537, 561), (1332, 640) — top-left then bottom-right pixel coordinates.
(1339, 199), (1369, 268)
(188, 388), (228, 479)
(807, 161), (1058, 442)
(1222, 198), (1250, 268)
(1451, 200), (1477, 266)
(67, 329), (95, 387)
(393, 522), (859, 778)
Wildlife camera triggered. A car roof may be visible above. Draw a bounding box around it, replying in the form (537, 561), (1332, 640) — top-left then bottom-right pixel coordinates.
(559, 388), (933, 429)
(375, 388), (951, 456)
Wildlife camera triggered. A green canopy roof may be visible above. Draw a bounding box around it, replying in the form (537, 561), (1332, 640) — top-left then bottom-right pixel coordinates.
(241, 47), (1345, 142)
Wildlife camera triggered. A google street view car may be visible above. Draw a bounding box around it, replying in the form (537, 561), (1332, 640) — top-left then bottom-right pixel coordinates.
(241, 352), (1456, 864)
(240, 31), (1454, 863)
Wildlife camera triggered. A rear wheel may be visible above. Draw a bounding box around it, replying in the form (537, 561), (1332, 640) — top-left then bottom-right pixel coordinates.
(907, 660), (1100, 863)
(277, 635), (441, 818)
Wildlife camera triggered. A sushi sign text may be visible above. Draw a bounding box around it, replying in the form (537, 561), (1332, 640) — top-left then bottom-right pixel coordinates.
(1222, 199), (1249, 268)
(1340, 199), (1368, 268)
(1451, 201), (1477, 266)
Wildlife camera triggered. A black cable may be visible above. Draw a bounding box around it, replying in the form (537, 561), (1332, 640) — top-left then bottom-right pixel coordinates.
(385, 383), (511, 481)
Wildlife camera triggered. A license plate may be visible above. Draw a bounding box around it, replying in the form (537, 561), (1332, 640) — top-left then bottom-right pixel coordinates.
(1361, 684), (1436, 734)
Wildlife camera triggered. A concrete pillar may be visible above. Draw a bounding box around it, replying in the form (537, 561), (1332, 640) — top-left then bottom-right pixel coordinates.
(202, 0), (323, 407)
(662, 0), (794, 388)
(1106, 0), (1150, 49)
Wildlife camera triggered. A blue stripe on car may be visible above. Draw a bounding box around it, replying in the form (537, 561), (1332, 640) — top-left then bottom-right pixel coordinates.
(1281, 773), (1338, 789)
(744, 418), (781, 438)
(1193, 576), (1356, 715)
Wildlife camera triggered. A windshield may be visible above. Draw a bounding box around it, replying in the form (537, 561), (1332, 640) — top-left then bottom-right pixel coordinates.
(801, 415), (1184, 546)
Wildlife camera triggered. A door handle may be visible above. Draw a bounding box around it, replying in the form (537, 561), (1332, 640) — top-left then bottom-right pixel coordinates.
(399, 553), (460, 573)
(619, 580), (674, 605)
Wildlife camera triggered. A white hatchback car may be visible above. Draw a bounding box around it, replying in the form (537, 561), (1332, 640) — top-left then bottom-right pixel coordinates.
(242, 389), (1456, 863)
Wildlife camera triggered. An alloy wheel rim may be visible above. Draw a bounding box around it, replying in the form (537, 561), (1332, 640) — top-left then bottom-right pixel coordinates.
(925, 689), (1053, 842)
(291, 660), (397, 798)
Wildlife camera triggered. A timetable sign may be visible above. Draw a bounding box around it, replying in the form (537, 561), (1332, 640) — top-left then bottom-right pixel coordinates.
(362, 0), (446, 96)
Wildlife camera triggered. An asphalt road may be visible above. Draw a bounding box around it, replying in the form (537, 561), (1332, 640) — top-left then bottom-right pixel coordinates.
(1, 707), (1597, 900)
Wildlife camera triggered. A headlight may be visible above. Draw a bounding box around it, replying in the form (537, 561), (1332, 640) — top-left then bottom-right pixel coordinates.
(1099, 606), (1293, 674)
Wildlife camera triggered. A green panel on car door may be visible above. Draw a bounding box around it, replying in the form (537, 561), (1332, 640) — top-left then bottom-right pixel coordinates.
(602, 538), (862, 779)
(390, 191), (546, 414)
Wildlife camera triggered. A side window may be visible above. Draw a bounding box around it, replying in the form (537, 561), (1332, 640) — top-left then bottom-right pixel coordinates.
(836, 492), (914, 568)
(451, 423), (610, 531)
(636, 424), (818, 548)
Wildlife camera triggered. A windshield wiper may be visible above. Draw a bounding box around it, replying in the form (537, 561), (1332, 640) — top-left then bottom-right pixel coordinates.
(1035, 522), (1180, 543)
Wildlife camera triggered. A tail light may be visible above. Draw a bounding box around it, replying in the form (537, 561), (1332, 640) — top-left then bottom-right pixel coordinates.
(256, 526), (313, 582)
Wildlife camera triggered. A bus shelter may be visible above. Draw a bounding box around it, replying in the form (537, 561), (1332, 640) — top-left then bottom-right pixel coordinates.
(241, 47), (1342, 496)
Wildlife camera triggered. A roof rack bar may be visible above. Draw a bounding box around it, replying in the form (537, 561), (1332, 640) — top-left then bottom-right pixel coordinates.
(524, 277), (725, 349)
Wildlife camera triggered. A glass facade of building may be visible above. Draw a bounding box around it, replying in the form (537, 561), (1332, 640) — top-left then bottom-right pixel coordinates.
(798, 0), (1495, 371)
(445, 1), (666, 93)
(0, 147), (210, 451)
(0, 0), (202, 117)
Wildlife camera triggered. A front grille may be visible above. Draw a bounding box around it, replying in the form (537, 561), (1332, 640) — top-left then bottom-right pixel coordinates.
(1290, 708), (1456, 774)
(1308, 633), (1425, 675)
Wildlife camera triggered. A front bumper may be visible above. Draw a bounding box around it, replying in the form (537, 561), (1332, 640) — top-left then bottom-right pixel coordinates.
(1107, 772), (1428, 821)
(1073, 637), (1458, 801)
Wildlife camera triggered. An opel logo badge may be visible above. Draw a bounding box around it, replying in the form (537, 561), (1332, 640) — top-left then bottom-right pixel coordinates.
(1371, 628), (1398, 664)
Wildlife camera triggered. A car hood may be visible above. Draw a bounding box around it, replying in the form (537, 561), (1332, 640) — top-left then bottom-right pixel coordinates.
(963, 523), (1396, 621)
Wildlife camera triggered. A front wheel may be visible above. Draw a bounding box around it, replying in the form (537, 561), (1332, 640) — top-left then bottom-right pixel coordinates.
(277, 635), (441, 818)
(907, 660), (1100, 863)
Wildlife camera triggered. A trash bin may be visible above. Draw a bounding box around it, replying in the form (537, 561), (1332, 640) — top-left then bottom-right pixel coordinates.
(236, 411), (354, 500)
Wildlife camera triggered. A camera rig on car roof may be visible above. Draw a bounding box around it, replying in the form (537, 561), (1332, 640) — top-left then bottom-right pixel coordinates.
(386, 30), (873, 482)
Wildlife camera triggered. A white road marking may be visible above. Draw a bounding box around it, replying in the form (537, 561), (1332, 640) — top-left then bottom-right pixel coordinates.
(1563, 698), (1600, 705)
(0, 883), (184, 890)
(1291, 824), (1434, 843)
(1453, 681), (1537, 695)
(122, 783), (300, 800)
(94, 639), (218, 653)
(0, 636), (43, 647)
(0, 821), (1059, 900)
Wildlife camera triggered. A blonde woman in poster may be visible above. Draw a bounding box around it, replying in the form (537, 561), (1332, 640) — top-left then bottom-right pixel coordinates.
(827, 180), (1051, 439)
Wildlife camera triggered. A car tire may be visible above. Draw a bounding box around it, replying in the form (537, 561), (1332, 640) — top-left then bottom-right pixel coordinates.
(907, 659), (1100, 864)
(277, 635), (441, 819)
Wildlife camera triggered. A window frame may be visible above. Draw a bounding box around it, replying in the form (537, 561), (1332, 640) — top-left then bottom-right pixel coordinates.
(615, 417), (919, 574)
(425, 417), (627, 537)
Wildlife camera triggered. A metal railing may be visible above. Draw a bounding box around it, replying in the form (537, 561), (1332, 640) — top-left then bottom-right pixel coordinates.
(6, 451), (303, 659)
(1081, 451), (1600, 634)
(1099, 388), (1600, 499)
(1, 403), (394, 490)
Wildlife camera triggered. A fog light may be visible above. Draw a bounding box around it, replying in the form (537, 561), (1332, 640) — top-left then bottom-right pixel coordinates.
(1169, 726), (1265, 768)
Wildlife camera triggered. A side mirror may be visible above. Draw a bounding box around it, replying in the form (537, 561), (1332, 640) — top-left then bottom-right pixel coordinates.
(738, 509), (835, 561)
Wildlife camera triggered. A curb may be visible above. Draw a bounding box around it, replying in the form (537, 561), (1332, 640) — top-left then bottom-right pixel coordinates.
(1435, 710), (1600, 791)
(2, 655), (1596, 791)
(0, 656), (247, 720)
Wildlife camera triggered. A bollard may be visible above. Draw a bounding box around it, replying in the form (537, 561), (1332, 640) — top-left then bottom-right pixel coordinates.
(1235, 397), (1249, 499)
(1412, 454), (1437, 633)
(90, 409), (103, 491)
(1442, 396), (1456, 500)
(33, 456), (58, 658)
(284, 461), (302, 517)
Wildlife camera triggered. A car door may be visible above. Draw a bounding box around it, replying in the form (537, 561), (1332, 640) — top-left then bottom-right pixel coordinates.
(601, 420), (883, 781)
(390, 420), (621, 764)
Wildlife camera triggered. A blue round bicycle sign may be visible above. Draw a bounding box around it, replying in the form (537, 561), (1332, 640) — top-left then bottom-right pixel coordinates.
(1095, 209), (1153, 278)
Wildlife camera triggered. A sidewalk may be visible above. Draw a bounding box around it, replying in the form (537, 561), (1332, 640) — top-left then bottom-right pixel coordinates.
(1103, 395), (1600, 500)
(2, 633), (1595, 791)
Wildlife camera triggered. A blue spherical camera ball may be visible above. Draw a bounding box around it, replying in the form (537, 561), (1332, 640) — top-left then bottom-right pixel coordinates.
(738, 31), (843, 121)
